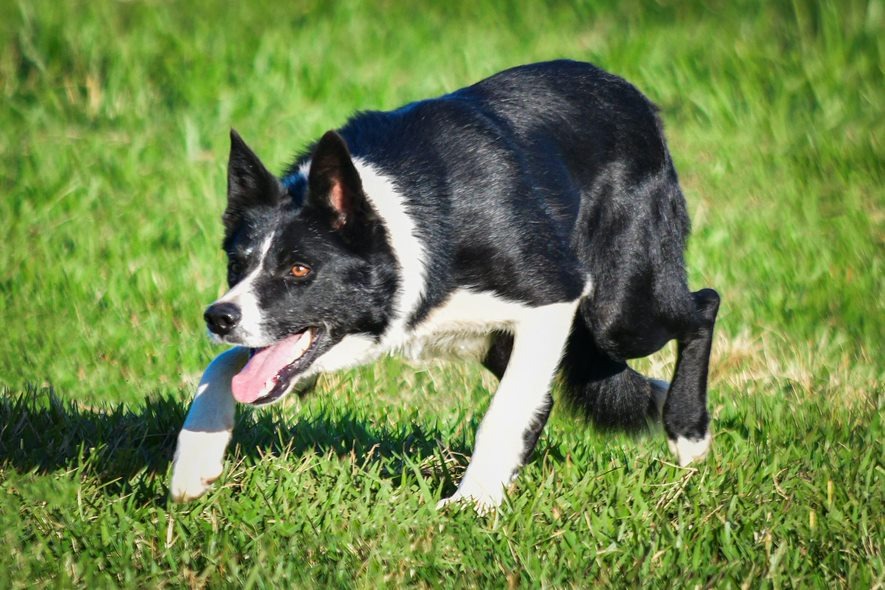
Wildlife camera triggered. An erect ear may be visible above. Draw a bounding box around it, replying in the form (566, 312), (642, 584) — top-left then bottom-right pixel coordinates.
(224, 129), (281, 229)
(307, 130), (367, 230)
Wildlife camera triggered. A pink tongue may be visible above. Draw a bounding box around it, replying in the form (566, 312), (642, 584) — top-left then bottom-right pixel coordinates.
(231, 332), (309, 403)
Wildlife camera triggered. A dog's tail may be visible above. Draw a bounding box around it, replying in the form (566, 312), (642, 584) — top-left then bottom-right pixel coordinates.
(558, 316), (664, 431)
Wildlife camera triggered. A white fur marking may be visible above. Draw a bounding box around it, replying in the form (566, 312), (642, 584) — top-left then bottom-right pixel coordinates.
(170, 430), (232, 501)
(414, 290), (532, 332)
(351, 159), (429, 348)
(214, 235), (274, 345)
(170, 347), (248, 502)
(398, 290), (538, 361)
(437, 298), (580, 512)
(668, 432), (712, 467)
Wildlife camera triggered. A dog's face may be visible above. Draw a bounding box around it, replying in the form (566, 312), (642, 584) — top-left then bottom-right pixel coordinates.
(204, 130), (396, 405)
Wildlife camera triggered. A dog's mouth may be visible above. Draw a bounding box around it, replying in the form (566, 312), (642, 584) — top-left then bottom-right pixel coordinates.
(231, 327), (324, 406)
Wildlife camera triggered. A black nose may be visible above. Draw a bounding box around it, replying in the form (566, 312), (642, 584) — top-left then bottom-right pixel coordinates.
(204, 302), (242, 336)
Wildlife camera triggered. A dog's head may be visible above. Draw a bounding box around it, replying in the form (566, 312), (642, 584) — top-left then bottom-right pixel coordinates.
(204, 130), (396, 405)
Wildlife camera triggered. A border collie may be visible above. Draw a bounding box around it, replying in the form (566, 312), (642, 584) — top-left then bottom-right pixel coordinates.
(170, 60), (720, 510)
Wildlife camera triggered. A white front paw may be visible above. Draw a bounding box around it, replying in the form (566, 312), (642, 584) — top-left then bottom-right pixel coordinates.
(668, 431), (712, 467)
(436, 480), (506, 514)
(169, 429), (230, 502)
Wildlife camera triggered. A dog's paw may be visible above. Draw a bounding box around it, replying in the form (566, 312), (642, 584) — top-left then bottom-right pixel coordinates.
(436, 492), (499, 515)
(667, 431), (712, 467)
(436, 483), (505, 515)
(169, 464), (220, 503)
(169, 429), (230, 502)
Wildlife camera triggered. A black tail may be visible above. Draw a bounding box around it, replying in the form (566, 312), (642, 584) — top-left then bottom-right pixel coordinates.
(559, 316), (662, 431)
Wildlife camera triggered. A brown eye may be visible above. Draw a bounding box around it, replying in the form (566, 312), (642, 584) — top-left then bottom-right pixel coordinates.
(291, 264), (312, 278)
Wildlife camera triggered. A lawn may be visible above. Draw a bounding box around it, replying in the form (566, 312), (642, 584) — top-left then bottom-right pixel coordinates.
(0, 0), (882, 587)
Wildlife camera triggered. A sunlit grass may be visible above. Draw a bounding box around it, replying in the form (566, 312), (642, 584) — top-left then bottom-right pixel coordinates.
(0, 0), (881, 586)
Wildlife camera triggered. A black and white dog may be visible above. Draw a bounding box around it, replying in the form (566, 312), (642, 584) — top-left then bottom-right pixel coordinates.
(170, 60), (720, 510)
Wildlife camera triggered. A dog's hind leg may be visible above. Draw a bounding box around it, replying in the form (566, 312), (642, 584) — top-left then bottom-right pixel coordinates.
(664, 288), (720, 466)
(438, 300), (577, 512)
(170, 346), (248, 502)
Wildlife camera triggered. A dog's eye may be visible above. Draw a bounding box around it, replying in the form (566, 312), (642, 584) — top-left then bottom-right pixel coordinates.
(291, 264), (312, 279)
(228, 261), (244, 282)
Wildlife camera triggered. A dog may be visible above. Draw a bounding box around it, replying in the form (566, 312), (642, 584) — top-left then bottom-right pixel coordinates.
(170, 60), (720, 510)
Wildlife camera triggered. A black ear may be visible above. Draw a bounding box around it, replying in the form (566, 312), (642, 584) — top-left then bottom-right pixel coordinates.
(225, 129), (281, 229)
(307, 130), (368, 230)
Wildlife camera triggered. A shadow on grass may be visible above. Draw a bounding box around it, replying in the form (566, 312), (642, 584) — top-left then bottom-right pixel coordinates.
(0, 386), (468, 500)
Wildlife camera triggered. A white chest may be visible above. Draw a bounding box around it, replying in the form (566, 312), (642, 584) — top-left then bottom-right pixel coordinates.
(394, 290), (531, 362)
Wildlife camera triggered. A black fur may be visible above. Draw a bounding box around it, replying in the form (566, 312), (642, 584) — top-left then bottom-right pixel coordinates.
(663, 288), (720, 441)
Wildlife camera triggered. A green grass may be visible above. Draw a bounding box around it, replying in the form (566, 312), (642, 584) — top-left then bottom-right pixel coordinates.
(0, 0), (882, 586)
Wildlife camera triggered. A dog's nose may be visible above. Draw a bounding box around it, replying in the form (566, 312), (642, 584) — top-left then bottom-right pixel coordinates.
(204, 302), (242, 336)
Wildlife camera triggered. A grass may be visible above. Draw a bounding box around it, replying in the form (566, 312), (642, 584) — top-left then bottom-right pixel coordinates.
(0, 0), (882, 586)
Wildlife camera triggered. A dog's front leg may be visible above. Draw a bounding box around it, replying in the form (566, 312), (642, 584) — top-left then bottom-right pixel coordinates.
(170, 346), (249, 502)
(438, 300), (578, 513)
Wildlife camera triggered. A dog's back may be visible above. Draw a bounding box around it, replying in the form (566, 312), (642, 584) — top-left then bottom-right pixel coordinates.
(328, 61), (689, 323)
